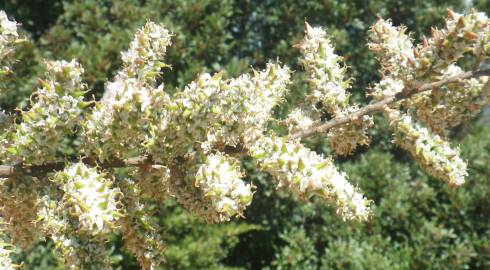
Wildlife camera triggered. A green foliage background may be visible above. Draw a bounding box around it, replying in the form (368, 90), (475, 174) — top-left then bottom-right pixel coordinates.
(1, 0), (490, 269)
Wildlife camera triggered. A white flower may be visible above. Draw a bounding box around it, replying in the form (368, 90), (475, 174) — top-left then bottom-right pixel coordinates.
(83, 22), (172, 161)
(249, 135), (371, 220)
(298, 23), (351, 114)
(387, 109), (467, 186)
(53, 163), (121, 237)
(194, 153), (254, 222)
(0, 10), (18, 73)
(368, 18), (414, 78)
(1, 60), (86, 165)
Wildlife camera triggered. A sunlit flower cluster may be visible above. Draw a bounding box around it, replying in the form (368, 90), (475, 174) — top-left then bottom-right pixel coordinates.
(194, 153), (253, 222)
(0, 9), (489, 270)
(38, 194), (113, 270)
(288, 23), (373, 155)
(160, 156), (247, 223)
(296, 22), (351, 114)
(368, 11), (489, 187)
(368, 18), (415, 79)
(414, 10), (490, 79)
(224, 63), (291, 146)
(83, 21), (172, 161)
(408, 65), (489, 136)
(387, 109), (467, 186)
(52, 163), (122, 237)
(148, 63), (291, 163)
(249, 135), (371, 220)
(1, 60), (86, 165)
(0, 10), (18, 75)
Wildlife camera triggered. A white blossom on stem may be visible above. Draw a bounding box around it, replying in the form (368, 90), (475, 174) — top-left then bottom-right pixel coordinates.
(1, 60), (87, 165)
(52, 163), (122, 238)
(407, 65), (489, 136)
(0, 10), (18, 75)
(195, 153), (254, 222)
(290, 23), (373, 155)
(368, 18), (415, 78)
(38, 194), (113, 270)
(249, 135), (371, 221)
(83, 21), (172, 161)
(0, 218), (16, 270)
(386, 109), (467, 186)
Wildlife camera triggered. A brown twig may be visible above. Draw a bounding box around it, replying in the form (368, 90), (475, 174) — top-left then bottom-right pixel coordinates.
(1, 67), (489, 178)
(289, 68), (490, 139)
(0, 156), (153, 178)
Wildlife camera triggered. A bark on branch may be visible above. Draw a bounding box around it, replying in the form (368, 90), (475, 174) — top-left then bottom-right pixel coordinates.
(0, 156), (153, 178)
(1, 67), (489, 178)
(290, 68), (490, 139)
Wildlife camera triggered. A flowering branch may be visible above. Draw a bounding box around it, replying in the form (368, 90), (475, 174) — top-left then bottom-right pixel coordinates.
(290, 67), (490, 139)
(0, 155), (153, 178)
(0, 67), (488, 178)
(2, 65), (489, 179)
(1, 8), (489, 270)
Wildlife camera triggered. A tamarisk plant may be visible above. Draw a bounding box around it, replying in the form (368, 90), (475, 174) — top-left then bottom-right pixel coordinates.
(0, 8), (489, 270)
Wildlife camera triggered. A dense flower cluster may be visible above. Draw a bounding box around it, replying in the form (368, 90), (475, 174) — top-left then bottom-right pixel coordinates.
(368, 18), (414, 99)
(387, 109), (467, 186)
(414, 10), (490, 80)
(289, 22), (372, 155)
(296, 22), (351, 114)
(0, 10), (18, 76)
(249, 135), (371, 220)
(368, 18), (415, 79)
(52, 163), (122, 238)
(83, 21), (172, 161)
(368, 11), (490, 185)
(0, 9), (489, 270)
(194, 153), (253, 221)
(407, 65), (489, 136)
(117, 178), (166, 270)
(1, 60), (86, 165)
(0, 218), (16, 270)
(370, 10), (490, 96)
(38, 194), (113, 270)
(36, 163), (121, 269)
(164, 156), (251, 223)
(148, 63), (291, 163)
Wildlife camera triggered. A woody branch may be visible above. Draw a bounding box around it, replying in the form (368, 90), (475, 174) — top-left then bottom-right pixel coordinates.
(1, 67), (489, 178)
